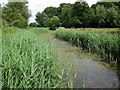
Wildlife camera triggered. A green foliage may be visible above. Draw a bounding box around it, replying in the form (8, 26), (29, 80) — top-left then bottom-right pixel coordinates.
(35, 1), (120, 28)
(55, 29), (120, 61)
(44, 16), (61, 30)
(2, 2), (31, 28)
(94, 5), (106, 27)
(59, 3), (73, 28)
(106, 7), (120, 27)
(35, 12), (48, 27)
(2, 19), (9, 28)
(2, 28), (63, 88)
(29, 22), (37, 27)
(44, 7), (59, 18)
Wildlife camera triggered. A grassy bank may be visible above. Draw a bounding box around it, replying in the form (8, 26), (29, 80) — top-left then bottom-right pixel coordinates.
(55, 28), (120, 63)
(2, 28), (62, 88)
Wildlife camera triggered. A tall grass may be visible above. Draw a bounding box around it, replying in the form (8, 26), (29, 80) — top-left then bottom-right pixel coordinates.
(2, 28), (62, 88)
(55, 29), (120, 63)
(2, 27), (49, 35)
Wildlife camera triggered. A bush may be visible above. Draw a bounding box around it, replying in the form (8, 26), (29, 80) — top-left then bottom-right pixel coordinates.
(29, 22), (37, 27)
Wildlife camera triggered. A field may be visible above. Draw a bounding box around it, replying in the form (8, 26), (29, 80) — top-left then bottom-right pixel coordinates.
(1, 27), (120, 88)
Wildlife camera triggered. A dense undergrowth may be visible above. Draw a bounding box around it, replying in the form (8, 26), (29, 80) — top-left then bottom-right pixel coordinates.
(2, 28), (63, 88)
(55, 28), (120, 63)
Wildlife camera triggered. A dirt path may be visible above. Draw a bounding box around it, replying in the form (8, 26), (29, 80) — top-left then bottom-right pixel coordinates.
(38, 31), (120, 88)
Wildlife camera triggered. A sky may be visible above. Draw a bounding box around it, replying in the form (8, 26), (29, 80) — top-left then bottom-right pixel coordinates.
(0, 0), (98, 23)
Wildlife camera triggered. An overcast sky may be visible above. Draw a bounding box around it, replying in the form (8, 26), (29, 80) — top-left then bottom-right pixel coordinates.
(0, 0), (98, 23)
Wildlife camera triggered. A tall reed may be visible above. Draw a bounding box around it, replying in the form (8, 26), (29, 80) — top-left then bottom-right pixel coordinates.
(55, 29), (120, 62)
(2, 28), (62, 88)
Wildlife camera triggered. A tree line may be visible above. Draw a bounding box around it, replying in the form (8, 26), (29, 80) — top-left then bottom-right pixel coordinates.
(1, 1), (120, 29)
(35, 1), (120, 29)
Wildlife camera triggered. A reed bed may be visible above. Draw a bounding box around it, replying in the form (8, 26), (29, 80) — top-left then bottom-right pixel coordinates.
(2, 28), (62, 88)
(55, 28), (120, 63)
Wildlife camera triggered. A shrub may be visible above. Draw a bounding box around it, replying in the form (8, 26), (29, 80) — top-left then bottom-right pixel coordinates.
(29, 22), (37, 27)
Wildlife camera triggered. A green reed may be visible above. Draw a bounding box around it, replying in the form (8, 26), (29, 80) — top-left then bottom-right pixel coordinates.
(2, 28), (63, 88)
(55, 28), (120, 63)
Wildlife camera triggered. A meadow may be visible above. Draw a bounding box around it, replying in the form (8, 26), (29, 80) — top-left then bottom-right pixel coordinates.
(55, 28), (120, 65)
(2, 27), (64, 88)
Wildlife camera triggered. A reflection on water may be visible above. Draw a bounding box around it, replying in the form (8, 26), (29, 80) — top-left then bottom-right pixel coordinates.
(71, 59), (120, 88)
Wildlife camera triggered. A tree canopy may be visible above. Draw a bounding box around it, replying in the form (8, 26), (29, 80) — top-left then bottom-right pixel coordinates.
(34, 1), (120, 28)
(2, 2), (31, 28)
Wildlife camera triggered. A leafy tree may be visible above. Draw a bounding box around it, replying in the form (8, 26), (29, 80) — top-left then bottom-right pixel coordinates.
(59, 3), (73, 28)
(44, 7), (59, 18)
(106, 7), (120, 27)
(35, 12), (48, 27)
(72, 1), (89, 27)
(29, 22), (37, 27)
(44, 16), (61, 30)
(2, 2), (31, 28)
(94, 5), (107, 28)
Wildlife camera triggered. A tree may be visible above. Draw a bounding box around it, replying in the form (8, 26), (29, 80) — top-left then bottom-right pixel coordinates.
(94, 5), (107, 28)
(35, 12), (48, 27)
(72, 1), (89, 27)
(59, 3), (73, 28)
(44, 16), (61, 30)
(44, 7), (59, 18)
(2, 2), (31, 28)
(106, 7), (120, 27)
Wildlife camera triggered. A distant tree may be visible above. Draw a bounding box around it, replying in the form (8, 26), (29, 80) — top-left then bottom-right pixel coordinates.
(106, 7), (120, 27)
(94, 5), (107, 28)
(35, 12), (48, 27)
(86, 8), (96, 27)
(2, 2), (31, 28)
(72, 1), (89, 27)
(44, 16), (61, 30)
(29, 22), (37, 27)
(59, 3), (73, 28)
(44, 7), (59, 18)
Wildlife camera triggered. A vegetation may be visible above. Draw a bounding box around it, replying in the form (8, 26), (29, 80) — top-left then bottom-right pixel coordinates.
(55, 28), (120, 62)
(35, 1), (120, 29)
(44, 16), (61, 30)
(1, 0), (120, 88)
(2, 28), (63, 88)
(29, 22), (37, 27)
(2, 2), (31, 28)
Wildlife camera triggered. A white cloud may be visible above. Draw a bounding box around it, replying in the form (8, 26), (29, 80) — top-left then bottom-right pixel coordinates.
(0, 0), (98, 23)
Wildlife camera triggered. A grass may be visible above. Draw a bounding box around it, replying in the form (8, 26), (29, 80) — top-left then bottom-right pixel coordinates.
(2, 27), (63, 88)
(55, 28), (120, 64)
